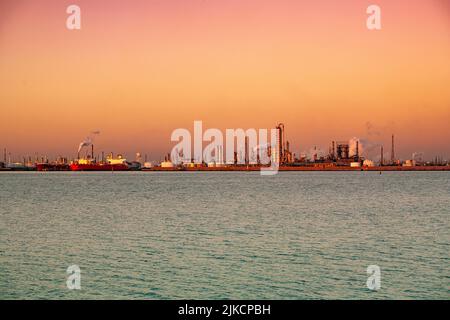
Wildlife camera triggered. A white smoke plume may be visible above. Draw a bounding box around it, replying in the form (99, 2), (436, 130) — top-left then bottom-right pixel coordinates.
(412, 152), (424, 162)
(77, 131), (100, 153)
(365, 122), (381, 136)
(349, 137), (381, 159)
(77, 137), (92, 153)
(365, 121), (395, 137)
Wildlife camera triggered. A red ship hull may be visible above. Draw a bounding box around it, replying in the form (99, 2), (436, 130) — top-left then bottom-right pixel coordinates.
(70, 163), (129, 171)
(36, 163), (70, 171)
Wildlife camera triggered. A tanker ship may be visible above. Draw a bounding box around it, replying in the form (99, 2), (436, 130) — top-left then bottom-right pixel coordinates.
(70, 149), (130, 171)
(36, 163), (70, 171)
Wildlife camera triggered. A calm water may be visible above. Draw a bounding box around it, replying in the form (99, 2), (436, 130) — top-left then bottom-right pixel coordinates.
(0, 171), (449, 299)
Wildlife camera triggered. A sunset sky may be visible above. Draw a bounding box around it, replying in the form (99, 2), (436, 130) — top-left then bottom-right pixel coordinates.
(1, 0), (449, 161)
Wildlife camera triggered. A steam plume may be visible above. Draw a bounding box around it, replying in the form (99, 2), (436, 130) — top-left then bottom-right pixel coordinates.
(349, 137), (381, 159)
(77, 130), (100, 153)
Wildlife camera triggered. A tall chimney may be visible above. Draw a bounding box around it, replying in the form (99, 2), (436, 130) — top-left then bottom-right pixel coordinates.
(3, 148), (6, 163)
(356, 141), (359, 160)
(245, 136), (249, 165)
(380, 146), (384, 166)
(276, 123), (285, 164)
(332, 141), (335, 159)
(391, 134), (395, 164)
(91, 144), (94, 159)
(286, 141), (290, 163)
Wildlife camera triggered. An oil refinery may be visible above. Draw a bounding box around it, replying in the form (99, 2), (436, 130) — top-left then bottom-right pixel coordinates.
(1, 124), (449, 171)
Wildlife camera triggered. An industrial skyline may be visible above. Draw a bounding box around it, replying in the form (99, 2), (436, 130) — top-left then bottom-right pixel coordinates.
(1, 124), (449, 168)
(1, 0), (449, 160)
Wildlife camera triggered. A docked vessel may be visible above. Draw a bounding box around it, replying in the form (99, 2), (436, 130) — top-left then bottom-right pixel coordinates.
(70, 154), (130, 171)
(36, 163), (70, 171)
(6, 162), (35, 171)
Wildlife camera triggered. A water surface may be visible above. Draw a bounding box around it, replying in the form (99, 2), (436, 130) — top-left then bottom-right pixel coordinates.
(1, 171), (449, 299)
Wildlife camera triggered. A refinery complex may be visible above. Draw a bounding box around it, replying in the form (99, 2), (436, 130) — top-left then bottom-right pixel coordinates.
(1, 123), (449, 171)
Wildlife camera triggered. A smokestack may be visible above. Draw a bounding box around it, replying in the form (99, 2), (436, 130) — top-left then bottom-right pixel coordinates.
(245, 136), (249, 165)
(380, 146), (384, 166)
(276, 123), (285, 164)
(356, 141), (359, 158)
(3, 148), (6, 163)
(216, 146), (223, 164)
(356, 141), (359, 160)
(286, 141), (291, 163)
(91, 144), (94, 160)
(332, 141), (335, 159)
(391, 134), (395, 164)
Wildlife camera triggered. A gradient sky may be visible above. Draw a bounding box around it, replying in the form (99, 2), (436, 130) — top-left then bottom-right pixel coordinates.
(1, 0), (449, 161)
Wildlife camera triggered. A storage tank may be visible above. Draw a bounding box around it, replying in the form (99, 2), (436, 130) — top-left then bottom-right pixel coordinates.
(350, 162), (361, 168)
(402, 159), (416, 167)
(161, 161), (174, 168)
(143, 162), (153, 168)
(363, 160), (375, 167)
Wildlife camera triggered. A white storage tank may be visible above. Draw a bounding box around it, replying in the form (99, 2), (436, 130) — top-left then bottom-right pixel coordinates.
(403, 159), (416, 167)
(184, 162), (195, 168)
(350, 162), (361, 168)
(363, 160), (375, 167)
(143, 162), (153, 168)
(161, 161), (174, 168)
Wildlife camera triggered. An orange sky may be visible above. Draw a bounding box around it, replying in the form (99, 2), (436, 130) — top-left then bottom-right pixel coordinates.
(0, 0), (449, 161)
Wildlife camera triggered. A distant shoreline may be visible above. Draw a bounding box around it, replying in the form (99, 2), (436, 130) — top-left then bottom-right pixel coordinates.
(2, 166), (450, 172)
(142, 165), (450, 172)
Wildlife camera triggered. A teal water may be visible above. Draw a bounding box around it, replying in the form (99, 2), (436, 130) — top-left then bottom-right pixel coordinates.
(0, 171), (449, 299)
